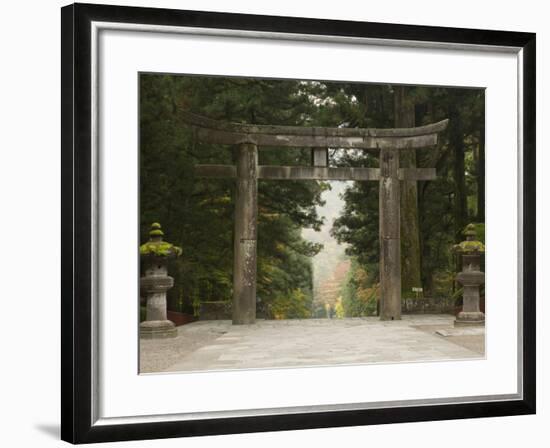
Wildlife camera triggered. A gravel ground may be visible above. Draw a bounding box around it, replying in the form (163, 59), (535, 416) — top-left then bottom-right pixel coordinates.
(412, 324), (485, 355)
(139, 321), (230, 373)
(140, 315), (485, 374)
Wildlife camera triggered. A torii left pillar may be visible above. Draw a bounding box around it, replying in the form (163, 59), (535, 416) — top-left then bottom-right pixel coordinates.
(233, 142), (258, 324)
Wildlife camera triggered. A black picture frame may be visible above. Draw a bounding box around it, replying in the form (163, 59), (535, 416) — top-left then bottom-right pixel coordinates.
(61, 2), (536, 444)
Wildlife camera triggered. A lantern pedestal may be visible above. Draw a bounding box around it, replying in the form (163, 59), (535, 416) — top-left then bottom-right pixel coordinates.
(453, 225), (485, 327)
(139, 223), (182, 339)
(140, 320), (177, 339)
(139, 264), (178, 339)
(455, 313), (485, 327)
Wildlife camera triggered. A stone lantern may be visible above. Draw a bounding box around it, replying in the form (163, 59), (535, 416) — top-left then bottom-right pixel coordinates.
(139, 222), (182, 338)
(453, 223), (485, 326)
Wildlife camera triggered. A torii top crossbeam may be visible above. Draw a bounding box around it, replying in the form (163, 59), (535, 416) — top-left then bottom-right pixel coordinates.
(182, 109), (449, 150)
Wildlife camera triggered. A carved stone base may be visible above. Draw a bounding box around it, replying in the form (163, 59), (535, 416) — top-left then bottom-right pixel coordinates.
(140, 320), (177, 339)
(454, 311), (485, 327)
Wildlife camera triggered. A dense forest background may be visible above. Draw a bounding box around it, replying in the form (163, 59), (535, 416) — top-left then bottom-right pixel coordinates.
(140, 74), (485, 319)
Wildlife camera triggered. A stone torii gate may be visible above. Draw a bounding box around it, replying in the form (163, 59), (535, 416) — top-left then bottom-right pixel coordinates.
(182, 110), (448, 325)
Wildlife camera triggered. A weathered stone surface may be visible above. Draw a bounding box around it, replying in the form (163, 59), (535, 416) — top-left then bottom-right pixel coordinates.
(380, 238), (401, 320)
(139, 223), (180, 338)
(233, 143), (258, 325)
(182, 108), (449, 138)
(258, 166), (380, 181)
(182, 109), (448, 149)
(379, 147), (401, 320)
(402, 297), (454, 314)
(146, 315), (483, 373)
(398, 167), (436, 181)
(196, 165), (436, 182)
(312, 147), (328, 167)
(455, 311), (485, 326)
(140, 320), (177, 339)
(193, 127), (439, 149)
(454, 225), (485, 327)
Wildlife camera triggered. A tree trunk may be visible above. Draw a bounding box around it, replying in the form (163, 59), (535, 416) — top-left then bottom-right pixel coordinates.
(394, 86), (422, 297)
(448, 95), (468, 241)
(477, 106), (485, 222)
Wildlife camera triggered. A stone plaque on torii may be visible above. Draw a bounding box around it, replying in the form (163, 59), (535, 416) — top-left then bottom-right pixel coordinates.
(182, 110), (448, 325)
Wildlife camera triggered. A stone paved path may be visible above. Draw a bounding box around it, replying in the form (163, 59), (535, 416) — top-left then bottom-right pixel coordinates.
(139, 315), (484, 374)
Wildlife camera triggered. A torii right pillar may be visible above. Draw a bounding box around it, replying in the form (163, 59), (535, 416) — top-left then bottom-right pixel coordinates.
(379, 145), (402, 320)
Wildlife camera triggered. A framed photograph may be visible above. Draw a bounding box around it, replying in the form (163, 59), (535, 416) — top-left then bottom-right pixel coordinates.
(61, 2), (536, 444)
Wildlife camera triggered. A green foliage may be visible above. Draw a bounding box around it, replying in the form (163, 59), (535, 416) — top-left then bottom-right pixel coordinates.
(192, 292), (201, 317)
(340, 260), (379, 317)
(469, 223), (485, 243)
(334, 297), (345, 319)
(140, 74), (484, 315)
(327, 85), (485, 300)
(268, 288), (312, 319)
(140, 75), (323, 313)
(431, 270), (456, 298)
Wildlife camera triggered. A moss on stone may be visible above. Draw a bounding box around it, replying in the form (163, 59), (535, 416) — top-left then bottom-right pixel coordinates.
(139, 241), (182, 257)
(453, 222), (485, 253)
(140, 222), (182, 258)
(463, 222), (485, 242)
(453, 240), (485, 253)
(464, 223), (477, 237)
